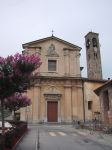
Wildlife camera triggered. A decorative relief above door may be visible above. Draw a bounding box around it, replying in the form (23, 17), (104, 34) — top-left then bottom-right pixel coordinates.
(44, 86), (61, 100)
(46, 44), (59, 57)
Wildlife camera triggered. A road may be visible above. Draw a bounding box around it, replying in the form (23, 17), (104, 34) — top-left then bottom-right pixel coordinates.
(15, 125), (112, 150)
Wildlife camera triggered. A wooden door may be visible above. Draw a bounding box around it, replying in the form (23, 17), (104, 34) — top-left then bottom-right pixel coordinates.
(47, 101), (58, 122)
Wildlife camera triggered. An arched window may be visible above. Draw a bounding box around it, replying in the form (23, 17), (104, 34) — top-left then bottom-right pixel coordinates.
(86, 39), (90, 49)
(92, 38), (97, 47)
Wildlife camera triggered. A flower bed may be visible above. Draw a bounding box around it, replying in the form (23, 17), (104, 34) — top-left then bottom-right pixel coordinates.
(0, 121), (27, 150)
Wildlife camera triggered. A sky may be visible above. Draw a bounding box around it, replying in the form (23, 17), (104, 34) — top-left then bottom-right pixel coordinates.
(0, 0), (112, 79)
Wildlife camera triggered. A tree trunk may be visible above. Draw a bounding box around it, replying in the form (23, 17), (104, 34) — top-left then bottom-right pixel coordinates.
(14, 110), (16, 121)
(1, 99), (5, 135)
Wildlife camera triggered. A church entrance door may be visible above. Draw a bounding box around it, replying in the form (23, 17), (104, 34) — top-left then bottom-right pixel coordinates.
(47, 101), (58, 122)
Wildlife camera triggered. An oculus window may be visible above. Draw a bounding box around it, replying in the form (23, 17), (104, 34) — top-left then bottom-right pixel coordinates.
(48, 60), (56, 71)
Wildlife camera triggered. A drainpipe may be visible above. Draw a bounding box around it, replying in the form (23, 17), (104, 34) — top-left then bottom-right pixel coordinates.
(82, 79), (85, 123)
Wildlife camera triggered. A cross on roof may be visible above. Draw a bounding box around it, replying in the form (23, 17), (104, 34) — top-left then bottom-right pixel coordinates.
(52, 30), (54, 36)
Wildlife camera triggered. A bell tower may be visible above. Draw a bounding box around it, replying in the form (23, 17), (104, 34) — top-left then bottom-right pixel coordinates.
(85, 32), (102, 79)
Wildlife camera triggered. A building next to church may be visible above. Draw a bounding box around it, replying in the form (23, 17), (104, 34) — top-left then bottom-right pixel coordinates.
(94, 80), (112, 125)
(20, 32), (106, 124)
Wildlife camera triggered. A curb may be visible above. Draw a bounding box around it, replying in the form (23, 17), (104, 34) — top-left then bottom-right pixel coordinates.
(11, 129), (28, 150)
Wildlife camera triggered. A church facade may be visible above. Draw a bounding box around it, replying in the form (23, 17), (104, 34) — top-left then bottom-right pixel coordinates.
(20, 32), (106, 124)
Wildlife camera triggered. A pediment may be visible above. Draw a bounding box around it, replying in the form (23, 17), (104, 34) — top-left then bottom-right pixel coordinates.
(22, 36), (81, 51)
(44, 86), (61, 95)
(44, 86), (61, 101)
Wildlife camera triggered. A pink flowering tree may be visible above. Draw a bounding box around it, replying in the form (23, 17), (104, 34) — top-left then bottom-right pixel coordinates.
(5, 92), (31, 121)
(0, 53), (41, 98)
(0, 53), (41, 134)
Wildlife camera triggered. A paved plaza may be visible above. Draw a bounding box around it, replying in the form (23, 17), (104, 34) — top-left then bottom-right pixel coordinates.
(14, 125), (112, 150)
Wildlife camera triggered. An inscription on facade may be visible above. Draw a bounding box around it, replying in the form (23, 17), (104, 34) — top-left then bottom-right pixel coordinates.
(44, 94), (61, 101)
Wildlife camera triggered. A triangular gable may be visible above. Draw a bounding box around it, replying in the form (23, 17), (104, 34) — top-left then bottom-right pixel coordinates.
(22, 36), (81, 50)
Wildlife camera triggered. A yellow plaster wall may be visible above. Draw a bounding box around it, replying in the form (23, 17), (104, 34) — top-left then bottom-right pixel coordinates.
(84, 82), (104, 121)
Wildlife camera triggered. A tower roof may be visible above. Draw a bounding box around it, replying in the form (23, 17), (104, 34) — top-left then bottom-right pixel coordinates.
(85, 32), (99, 38)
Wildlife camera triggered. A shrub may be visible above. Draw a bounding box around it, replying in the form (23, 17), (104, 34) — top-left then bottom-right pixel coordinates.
(5, 129), (15, 149)
(0, 134), (5, 150)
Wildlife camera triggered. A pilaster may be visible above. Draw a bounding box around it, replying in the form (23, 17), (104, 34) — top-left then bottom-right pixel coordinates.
(32, 84), (41, 123)
(64, 49), (70, 76)
(64, 83), (72, 122)
(71, 86), (78, 120)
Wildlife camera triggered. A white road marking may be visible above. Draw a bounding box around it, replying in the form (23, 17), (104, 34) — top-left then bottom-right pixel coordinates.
(72, 133), (77, 136)
(49, 132), (56, 136)
(58, 132), (66, 136)
(78, 131), (88, 136)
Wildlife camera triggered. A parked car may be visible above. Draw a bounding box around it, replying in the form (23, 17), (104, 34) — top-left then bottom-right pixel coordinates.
(0, 121), (13, 128)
